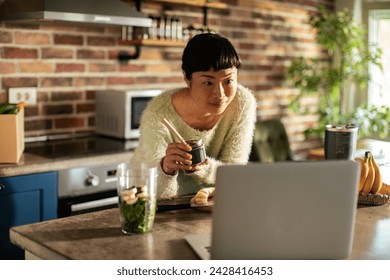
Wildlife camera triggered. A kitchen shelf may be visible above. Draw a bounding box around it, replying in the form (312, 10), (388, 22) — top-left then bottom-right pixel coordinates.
(118, 0), (229, 61)
(150, 0), (228, 10)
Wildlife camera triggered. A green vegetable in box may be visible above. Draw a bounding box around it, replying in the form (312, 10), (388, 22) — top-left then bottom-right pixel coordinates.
(0, 102), (26, 114)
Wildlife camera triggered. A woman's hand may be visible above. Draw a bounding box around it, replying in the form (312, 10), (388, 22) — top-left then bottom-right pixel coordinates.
(161, 142), (207, 175)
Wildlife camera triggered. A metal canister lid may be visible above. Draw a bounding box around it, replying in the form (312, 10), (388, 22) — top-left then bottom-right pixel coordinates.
(325, 124), (358, 133)
(187, 138), (203, 148)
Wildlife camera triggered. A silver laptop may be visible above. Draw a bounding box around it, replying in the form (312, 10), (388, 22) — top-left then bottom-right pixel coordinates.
(186, 160), (360, 260)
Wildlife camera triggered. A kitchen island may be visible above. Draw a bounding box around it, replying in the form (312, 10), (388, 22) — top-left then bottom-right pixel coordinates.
(10, 204), (390, 260)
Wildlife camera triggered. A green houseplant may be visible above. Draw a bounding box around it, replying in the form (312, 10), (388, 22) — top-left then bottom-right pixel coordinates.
(287, 6), (389, 139)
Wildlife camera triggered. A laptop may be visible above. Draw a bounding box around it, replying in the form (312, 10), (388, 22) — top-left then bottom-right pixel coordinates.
(186, 160), (360, 260)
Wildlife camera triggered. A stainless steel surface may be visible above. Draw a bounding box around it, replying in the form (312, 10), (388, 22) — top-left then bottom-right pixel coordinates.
(24, 132), (93, 143)
(0, 0), (151, 27)
(70, 196), (118, 213)
(95, 89), (163, 139)
(58, 162), (119, 198)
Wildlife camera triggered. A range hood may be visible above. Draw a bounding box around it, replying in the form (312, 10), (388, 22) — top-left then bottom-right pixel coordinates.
(0, 0), (151, 27)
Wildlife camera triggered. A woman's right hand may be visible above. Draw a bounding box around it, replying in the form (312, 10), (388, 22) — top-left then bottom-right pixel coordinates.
(161, 142), (194, 175)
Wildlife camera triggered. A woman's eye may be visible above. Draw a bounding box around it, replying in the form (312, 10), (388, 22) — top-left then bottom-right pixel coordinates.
(204, 81), (213, 86)
(225, 79), (234, 85)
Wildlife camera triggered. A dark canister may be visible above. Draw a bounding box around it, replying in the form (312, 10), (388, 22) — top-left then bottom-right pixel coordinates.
(324, 124), (358, 160)
(186, 139), (206, 165)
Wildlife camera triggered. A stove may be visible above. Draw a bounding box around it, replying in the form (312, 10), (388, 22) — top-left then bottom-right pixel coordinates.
(24, 134), (139, 159)
(24, 135), (139, 217)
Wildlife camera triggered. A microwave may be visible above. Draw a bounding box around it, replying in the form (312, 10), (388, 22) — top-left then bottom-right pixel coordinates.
(95, 89), (163, 139)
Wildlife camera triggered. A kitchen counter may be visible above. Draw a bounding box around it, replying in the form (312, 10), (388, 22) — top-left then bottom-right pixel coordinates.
(0, 136), (137, 177)
(10, 204), (390, 260)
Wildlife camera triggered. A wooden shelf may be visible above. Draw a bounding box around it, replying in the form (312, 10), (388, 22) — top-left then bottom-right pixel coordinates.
(118, 0), (228, 55)
(150, 0), (228, 10)
(119, 39), (187, 47)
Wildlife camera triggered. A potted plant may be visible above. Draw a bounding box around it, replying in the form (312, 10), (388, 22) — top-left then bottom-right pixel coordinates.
(287, 6), (389, 139)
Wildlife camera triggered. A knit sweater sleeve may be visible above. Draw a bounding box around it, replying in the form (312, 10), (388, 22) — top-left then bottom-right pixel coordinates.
(131, 90), (181, 199)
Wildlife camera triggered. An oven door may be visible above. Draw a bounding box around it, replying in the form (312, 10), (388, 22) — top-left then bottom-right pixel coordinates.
(58, 190), (118, 217)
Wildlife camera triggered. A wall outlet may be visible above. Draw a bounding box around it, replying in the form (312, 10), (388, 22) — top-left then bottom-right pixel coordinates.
(8, 87), (37, 105)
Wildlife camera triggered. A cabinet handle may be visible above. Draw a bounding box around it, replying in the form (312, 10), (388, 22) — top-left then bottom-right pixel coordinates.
(0, 183), (4, 191)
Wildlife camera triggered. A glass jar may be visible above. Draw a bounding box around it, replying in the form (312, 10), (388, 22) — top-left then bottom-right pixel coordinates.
(186, 139), (206, 165)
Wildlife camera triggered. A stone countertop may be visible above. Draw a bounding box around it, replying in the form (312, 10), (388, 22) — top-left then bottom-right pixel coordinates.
(0, 151), (134, 177)
(0, 136), (137, 177)
(9, 204), (390, 260)
(10, 208), (211, 260)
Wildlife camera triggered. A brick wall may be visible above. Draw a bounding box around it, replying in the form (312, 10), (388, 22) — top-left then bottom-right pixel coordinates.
(0, 0), (334, 157)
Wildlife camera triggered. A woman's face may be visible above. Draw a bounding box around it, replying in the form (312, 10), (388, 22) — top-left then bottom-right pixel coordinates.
(185, 67), (238, 116)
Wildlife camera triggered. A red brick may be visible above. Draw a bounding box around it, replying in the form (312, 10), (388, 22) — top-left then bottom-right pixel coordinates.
(25, 119), (53, 131)
(145, 64), (174, 73)
(77, 103), (95, 113)
(54, 34), (84, 45)
(51, 91), (83, 101)
(161, 76), (183, 83)
(86, 91), (95, 100)
(41, 25), (105, 33)
(20, 62), (54, 73)
(75, 77), (105, 87)
(0, 30), (13, 43)
(0, 92), (6, 103)
(3, 47), (38, 59)
(42, 48), (74, 59)
(119, 64), (145, 72)
(133, 77), (159, 84)
(88, 63), (116, 72)
(87, 36), (116, 46)
(2, 77), (38, 88)
(56, 63), (86, 73)
(37, 92), (49, 102)
(43, 104), (73, 115)
(15, 32), (51, 45)
(77, 49), (105, 59)
(0, 62), (16, 74)
(55, 117), (85, 129)
(107, 76), (135, 85)
(24, 106), (39, 117)
(41, 78), (73, 87)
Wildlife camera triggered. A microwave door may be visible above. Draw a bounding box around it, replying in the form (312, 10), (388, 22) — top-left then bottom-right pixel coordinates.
(128, 96), (153, 139)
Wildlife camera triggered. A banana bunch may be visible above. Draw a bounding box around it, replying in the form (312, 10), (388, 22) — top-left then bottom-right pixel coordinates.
(0, 102), (26, 114)
(355, 151), (390, 195)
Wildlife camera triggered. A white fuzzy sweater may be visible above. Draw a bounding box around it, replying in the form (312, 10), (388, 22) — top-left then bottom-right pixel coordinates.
(131, 84), (257, 200)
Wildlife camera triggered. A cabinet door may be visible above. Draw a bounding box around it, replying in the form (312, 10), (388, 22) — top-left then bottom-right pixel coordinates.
(0, 172), (57, 260)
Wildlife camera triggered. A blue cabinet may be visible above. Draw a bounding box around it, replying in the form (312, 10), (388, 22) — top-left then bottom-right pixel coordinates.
(0, 172), (57, 260)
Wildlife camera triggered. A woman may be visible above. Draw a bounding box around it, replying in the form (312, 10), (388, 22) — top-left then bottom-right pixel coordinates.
(131, 33), (256, 200)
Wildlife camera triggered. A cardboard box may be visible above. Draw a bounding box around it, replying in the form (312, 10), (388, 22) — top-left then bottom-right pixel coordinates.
(0, 108), (24, 163)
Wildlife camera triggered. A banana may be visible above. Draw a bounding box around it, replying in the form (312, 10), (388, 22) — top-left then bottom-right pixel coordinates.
(190, 187), (215, 205)
(378, 183), (390, 195)
(370, 154), (383, 193)
(355, 157), (368, 192)
(361, 151), (375, 193)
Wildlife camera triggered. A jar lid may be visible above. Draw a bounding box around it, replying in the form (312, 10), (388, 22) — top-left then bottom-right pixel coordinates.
(325, 124), (358, 132)
(186, 138), (203, 147)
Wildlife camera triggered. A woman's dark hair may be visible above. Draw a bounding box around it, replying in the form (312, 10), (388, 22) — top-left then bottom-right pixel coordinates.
(181, 33), (241, 80)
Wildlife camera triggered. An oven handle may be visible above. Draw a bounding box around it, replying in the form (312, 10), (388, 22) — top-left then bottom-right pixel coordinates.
(71, 196), (118, 213)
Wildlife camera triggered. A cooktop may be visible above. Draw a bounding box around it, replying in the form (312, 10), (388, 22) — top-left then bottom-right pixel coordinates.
(24, 135), (139, 159)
